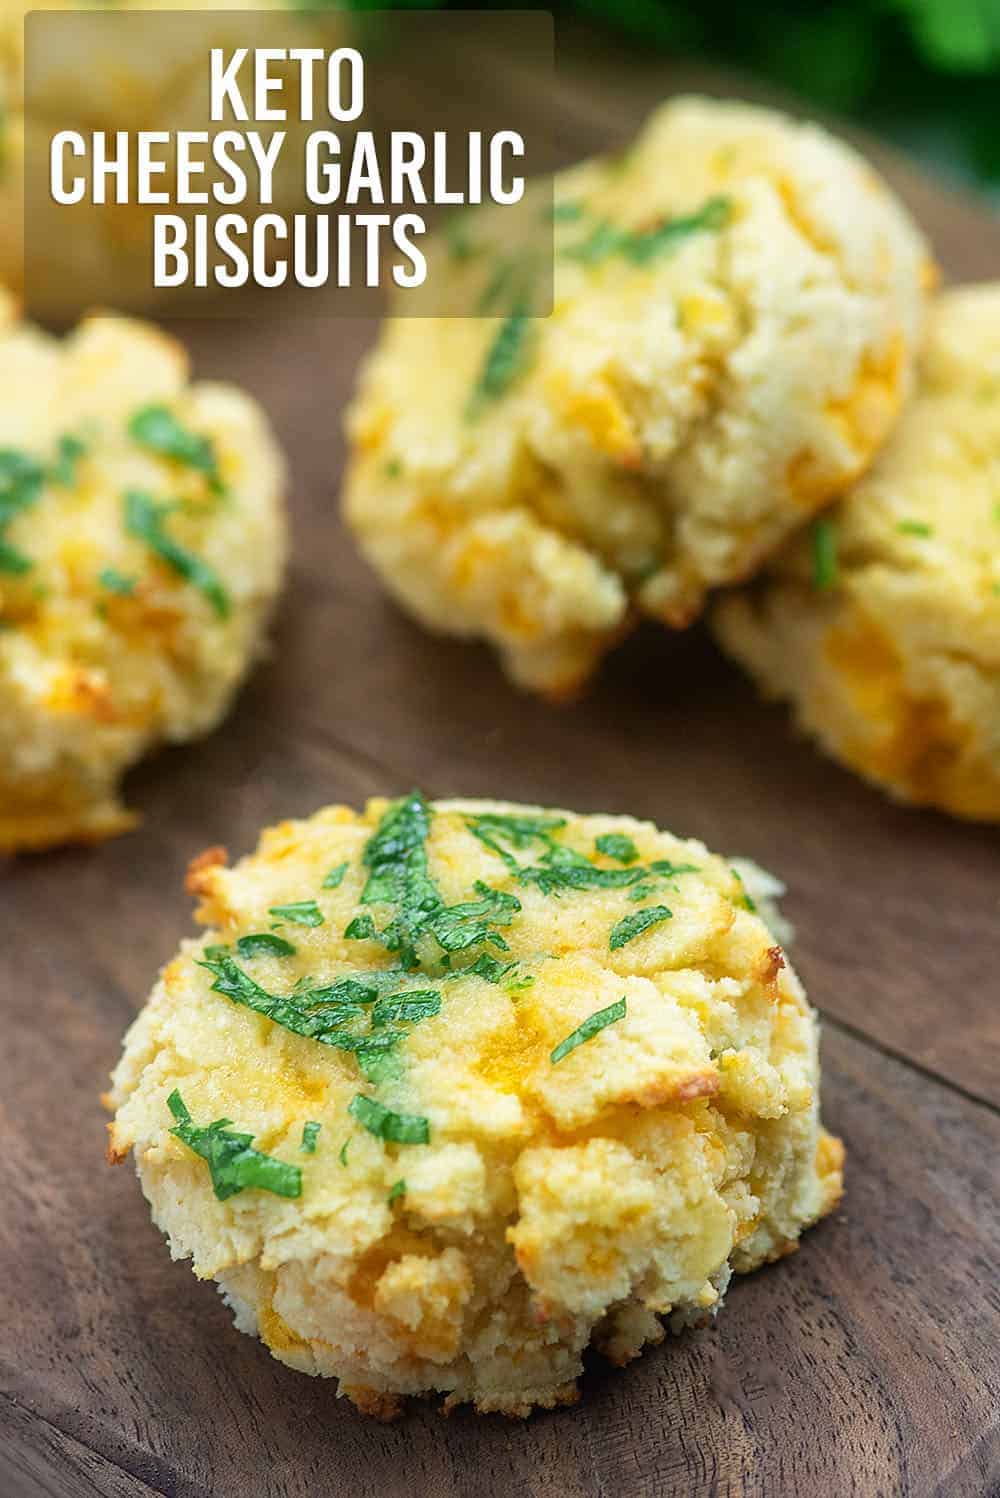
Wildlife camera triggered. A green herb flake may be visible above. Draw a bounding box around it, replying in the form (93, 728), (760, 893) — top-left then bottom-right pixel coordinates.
(811, 517), (839, 591)
(467, 310), (535, 418)
(550, 997), (627, 1065)
(731, 867), (757, 913)
(595, 832), (638, 864)
(167, 1089), (301, 1201)
(504, 972), (535, 993)
(236, 932), (297, 959)
(444, 213), (481, 262)
(269, 899), (324, 928)
(552, 200), (584, 222)
(897, 519), (933, 537)
(468, 813), (697, 900)
(624, 196), (730, 264)
(339, 1136), (350, 1167)
(129, 404), (224, 493)
(98, 567), (138, 596)
(562, 196), (729, 267)
(300, 1120), (321, 1153)
(387, 1178), (407, 1205)
(49, 434), (87, 488)
(359, 792), (519, 970)
(124, 489), (229, 618)
(560, 219), (625, 265)
(0, 448), (45, 523)
(322, 861), (349, 890)
(0, 538), (33, 574)
(371, 990), (441, 1028)
(344, 914), (376, 941)
(0, 448), (45, 573)
(383, 458), (403, 479)
(466, 952), (506, 983)
(609, 905), (672, 950)
(196, 951), (389, 1073)
(348, 1093), (430, 1145)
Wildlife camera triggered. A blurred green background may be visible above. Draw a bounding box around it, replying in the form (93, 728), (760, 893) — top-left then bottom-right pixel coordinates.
(568, 0), (1000, 195)
(355, 0), (1000, 198)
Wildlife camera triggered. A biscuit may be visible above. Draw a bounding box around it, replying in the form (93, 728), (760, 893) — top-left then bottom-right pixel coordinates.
(0, 295), (286, 849)
(344, 96), (932, 695)
(714, 284), (1000, 821)
(108, 793), (843, 1415)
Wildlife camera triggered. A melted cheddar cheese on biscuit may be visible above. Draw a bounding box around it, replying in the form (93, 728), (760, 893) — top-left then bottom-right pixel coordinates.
(0, 293), (286, 850)
(108, 794), (842, 1416)
(344, 97), (931, 697)
(715, 284), (1000, 822)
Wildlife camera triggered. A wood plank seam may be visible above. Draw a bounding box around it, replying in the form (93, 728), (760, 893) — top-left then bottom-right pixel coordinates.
(0, 1393), (178, 1498)
(821, 1013), (1000, 1120)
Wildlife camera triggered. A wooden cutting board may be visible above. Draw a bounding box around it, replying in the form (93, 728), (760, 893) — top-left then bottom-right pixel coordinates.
(3, 28), (999, 1498)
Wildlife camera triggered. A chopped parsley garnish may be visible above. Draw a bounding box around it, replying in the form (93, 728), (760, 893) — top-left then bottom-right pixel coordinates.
(550, 996), (627, 1064)
(466, 952), (508, 983)
(466, 309), (535, 418)
(0, 538), (33, 574)
(167, 1089), (301, 1201)
(731, 866), (757, 912)
(129, 404), (224, 493)
(300, 1121), (321, 1153)
(196, 951), (440, 1084)
(235, 932), (296, 959)
(196, 950), (396, 1080)
(562, 196), (729, 266)
(444, 212), (481, 261)
(383, 458), (403, 479)
(345, 914), (376, 940)
(425, 884), (520, 953)
(476, 258), (520, 315)
(897, 519), (933, 537)
(353, 792), (520, 971)
(269, 899), (324, 928)
(98, 567), (138, 596)
(468, 812), (697, 899)
(49, 434), (87, 489)
(595, 832), (638, 864)
(322, 861), (348, 890)
(609, 905), (672, 949)
(0, 436), (93, 574)
(552, 200), (584, 222)
(339, 1137), (350, 1166)
(0, 449), (45, 573)
(0, 449), (44, 519)
(371, 990), (441, 1028)
(124, 489), (229, 617)
(811, 517), (839, 591)
(504, 972), (535, 993)
(387, 1179), (407, 1204)
(348, 1093), (430, 1145)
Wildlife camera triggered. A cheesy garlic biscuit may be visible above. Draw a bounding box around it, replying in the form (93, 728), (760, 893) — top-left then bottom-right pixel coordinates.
(344, 97), (931, 696)
(715, 285), (1000, 821)
(108, 793), (843, 1416)
(0, 294), (286, 850)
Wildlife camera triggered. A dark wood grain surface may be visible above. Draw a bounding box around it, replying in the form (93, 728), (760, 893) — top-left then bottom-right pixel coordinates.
(3, 29), (999, 1498)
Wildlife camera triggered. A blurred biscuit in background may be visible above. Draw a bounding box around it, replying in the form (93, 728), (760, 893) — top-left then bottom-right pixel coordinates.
(0, 293), (286, 850)
(344, 96), (933, 697)
(714, 283), (1000, 822)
